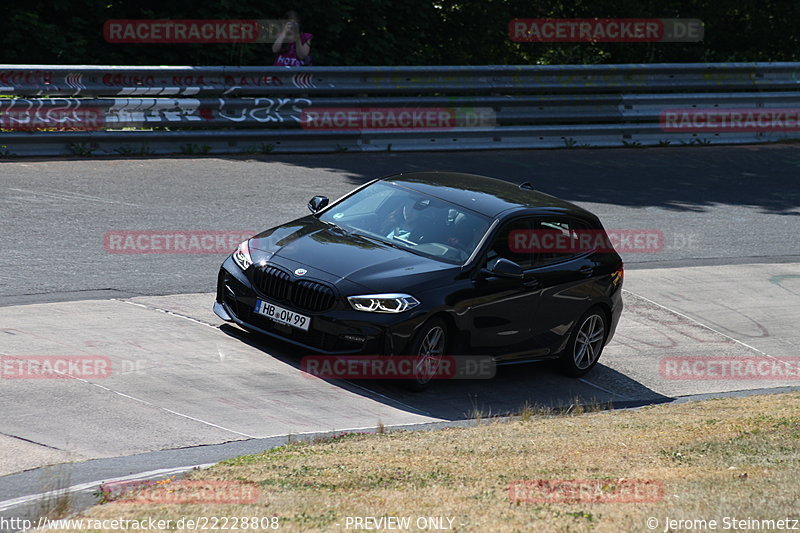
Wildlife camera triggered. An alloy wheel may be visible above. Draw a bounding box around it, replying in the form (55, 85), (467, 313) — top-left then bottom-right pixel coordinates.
(573, 314), (605, 370)
(413, 325), (445, 384)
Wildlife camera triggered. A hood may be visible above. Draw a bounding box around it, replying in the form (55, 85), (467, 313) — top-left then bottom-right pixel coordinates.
(248, 216), (458, 292)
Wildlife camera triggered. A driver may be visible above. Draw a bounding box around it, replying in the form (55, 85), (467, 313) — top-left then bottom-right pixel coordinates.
(385, 197), (429, 244)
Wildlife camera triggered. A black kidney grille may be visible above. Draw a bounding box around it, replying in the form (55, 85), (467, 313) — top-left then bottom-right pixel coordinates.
(251, 265), (291, 301)
(251, 265), (336, 312)
(293, 280), (336, 312)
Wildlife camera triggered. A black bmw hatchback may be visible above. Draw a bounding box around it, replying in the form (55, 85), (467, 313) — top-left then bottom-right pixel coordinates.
(214, 172), (623, 386)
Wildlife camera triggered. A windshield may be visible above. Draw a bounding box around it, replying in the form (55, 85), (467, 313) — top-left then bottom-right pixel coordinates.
(319, 181), (493, 264)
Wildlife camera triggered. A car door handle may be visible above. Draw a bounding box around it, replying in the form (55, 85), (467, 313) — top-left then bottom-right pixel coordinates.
(523, 278), (539, 288)
(578, 266), (594, 275)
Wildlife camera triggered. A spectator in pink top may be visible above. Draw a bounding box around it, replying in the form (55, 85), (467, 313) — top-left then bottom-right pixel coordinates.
(272, 11), (312, 66)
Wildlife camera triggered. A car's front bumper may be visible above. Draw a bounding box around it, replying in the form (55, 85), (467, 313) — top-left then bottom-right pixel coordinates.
(214, 257), (425, 355)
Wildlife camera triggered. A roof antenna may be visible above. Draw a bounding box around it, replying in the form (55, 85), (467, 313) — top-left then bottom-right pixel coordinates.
(519, 181), (534, 190)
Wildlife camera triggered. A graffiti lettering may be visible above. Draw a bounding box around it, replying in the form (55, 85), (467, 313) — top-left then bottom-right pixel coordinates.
(102, 74), (157, 87)
(105, 98), (201, 123)
(0, 99), (103, 130)
(0, 70), (54, 87)
(223, 75), (283, 87)
(171, 75), (209, 86)
(216, 97), (311, 123)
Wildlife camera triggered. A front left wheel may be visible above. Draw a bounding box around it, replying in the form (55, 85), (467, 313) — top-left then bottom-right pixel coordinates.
(403, 317), (448, 391)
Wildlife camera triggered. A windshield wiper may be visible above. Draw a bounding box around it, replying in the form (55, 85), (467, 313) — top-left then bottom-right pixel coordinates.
(318, 218), (353, 235)
(352, 231), (426, 256)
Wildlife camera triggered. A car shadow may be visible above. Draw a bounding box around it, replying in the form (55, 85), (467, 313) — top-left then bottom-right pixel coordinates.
(220, 324), (672, 422)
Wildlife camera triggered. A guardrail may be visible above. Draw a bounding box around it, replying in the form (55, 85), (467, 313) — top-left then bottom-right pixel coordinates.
(1, 63), (799, 156)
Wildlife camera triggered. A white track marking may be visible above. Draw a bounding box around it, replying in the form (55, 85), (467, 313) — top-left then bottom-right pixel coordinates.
(0, 348), (255, 439)
(84, 381), (256, 439)
(120, 300), (439, 417)
(6, 188), (143, 207)
(117, 299), (221, 329)
(623, 288), (799, 372)
(0, 463), (216, 512)
(343, 381), (434, 416)
(578, 378), (633, 400)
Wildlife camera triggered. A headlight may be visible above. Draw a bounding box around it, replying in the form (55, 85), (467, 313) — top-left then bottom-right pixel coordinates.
(232, 240), (253, 270)
(347, 293), (420, 313)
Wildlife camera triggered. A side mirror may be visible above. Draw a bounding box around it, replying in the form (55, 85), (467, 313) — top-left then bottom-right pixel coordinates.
(307, 195), (329, 214)
(482, 257), (524, 279)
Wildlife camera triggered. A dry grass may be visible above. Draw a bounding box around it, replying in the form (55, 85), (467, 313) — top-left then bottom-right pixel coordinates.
(45, 392), (800, 532)
(34, 464), (73, 520)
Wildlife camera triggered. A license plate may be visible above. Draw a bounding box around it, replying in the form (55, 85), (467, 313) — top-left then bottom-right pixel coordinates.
(253, 300), (311, 331)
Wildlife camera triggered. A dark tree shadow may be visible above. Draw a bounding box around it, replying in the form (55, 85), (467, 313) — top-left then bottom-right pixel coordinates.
(220, 144), (800, 216)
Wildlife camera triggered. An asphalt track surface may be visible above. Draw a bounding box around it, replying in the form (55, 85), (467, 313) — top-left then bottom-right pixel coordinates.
(0, 145), (799, 528)
(2, 144), (799, 303)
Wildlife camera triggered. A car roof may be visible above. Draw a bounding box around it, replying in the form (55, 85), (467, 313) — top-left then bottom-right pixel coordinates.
(381, 171), (596, 220)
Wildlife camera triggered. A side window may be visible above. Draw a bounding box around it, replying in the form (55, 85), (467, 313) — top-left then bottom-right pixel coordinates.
(486, 218), (536, 269)
(532, 217), (592, 266)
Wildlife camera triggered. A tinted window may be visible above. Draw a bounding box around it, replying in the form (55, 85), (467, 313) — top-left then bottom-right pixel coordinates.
(532, 217), (592, 266)
(319, 181), (493, 265)
(486, 217), (593, 270)
(486, 218), (536, 269)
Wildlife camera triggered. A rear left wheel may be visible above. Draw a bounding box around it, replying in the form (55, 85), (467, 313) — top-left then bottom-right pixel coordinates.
(559, 307), (607, 377)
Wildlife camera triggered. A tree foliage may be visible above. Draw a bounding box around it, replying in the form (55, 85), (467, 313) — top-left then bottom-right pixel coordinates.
(1, 0), (798, 66)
